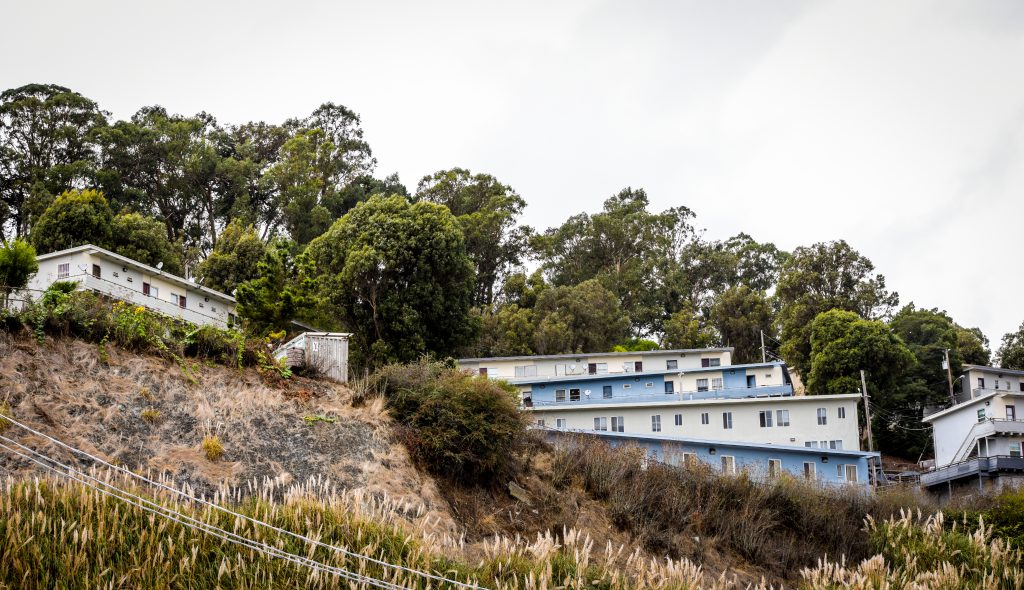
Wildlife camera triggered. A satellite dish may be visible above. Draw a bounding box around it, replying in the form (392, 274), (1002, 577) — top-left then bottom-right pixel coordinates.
(156, 262), (164, 270)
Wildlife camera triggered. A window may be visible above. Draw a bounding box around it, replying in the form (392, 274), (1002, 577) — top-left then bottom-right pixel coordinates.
(555, 389), (566, 403)
(978, 377), (985, 389)
(651, 415), (661, 432)
(644, 382), (654, 388)
(91, 264), (101, 278)
(803, 462), (816, 480)
(829, 440), (844, 450)
(696, 378), (709, 392)
(768, 459), (782, 478)
(845, 464), (858, 483)
(701, 358), (710, 368)
(805, 441), (818, 448)
(623, 384), (631, 390)
(1020, 382), (1024, 392)
(1008, 406), (1017, 421)
(816, 408), (827, 425)
(594, 417), (608, 431)
(587, 363), (607, 375)
(622, 362), (634, 373)
(701, 412), (709, 425)
(977, 408), (986, 423)
(143, 282), (151, 296)
(610, 416), (625, 432)
(1010, 443), (1022, 458)
(172, 293), (186, 308)
(700, 357), (722, 368)
(537, 419), (545, 427)
(514, 365), (538, 377)
(664, 381), (675, 394)
(602, 385), (613, 399)
(674, 413), (682, 426)
(634, 361), (643, 372)
(721, 455), (735, 474)
(556, 418), (566, 428)
(722, 412), (733, 429)
(666, 359), (678, 370)
(776, 409), (790, 427)
(57, 263), (70, 279)
(838, 406), (847, 419)
(711, 378), (723, 390)
(759, 410), (773, 428)
(683, 453), (698, 467)
(569, 388), (581, 402)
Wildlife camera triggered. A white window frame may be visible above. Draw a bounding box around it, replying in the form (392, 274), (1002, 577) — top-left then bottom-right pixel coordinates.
(594, 417), (608, 431)
(674, 413), (682, 426)
(838, 406), (847, 419)
(816, 407), (827, 425)
(537, 419), (545, 427)
(651, 415), (661, 432)
(645, 382), (654, 389)
(1010, 442), (1022, 458)
(776, 409), (790, 427)
(569, 388), (581, 402)
(721, 455), (735, 475)
(803, 462), (816, 480)
(701, 412), (709, 425)
(610, 416), (625, 432)
(711, 377), (724, 391)
(555, 389), (566, 403)
(722, 412), (733, 429)
(602, 385), (613, 399)
(555, 418), (567, 428)
(696, 378), (709, 392)
(845, 464), (858, 483)
(57, 263), (70, 279)
(759, 410), (773, 428)
(666, 359), (678, 370)
(768, 459), (781, 478)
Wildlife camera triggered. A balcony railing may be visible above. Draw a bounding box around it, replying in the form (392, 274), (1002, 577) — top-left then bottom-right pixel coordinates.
(921, 454), (1024, 487)
(67, 273), (231, 328)
(527, 384), (793, 407)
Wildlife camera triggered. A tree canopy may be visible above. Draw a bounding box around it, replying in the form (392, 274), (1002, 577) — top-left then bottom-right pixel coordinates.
(30, 189), (113, 254)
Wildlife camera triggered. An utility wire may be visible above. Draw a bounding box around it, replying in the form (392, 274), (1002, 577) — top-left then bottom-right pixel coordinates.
(0, 435), (411, 590)
(0, 415), (484, 590)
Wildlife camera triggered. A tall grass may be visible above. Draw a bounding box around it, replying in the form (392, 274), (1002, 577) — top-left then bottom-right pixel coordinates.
(0, 470), (1019, 589)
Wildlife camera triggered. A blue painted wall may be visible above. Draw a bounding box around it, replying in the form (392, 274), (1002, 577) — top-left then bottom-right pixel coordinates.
(559, 434), (872, 488)
(722, 367), (748, 390)
(527, 375), (668, 405)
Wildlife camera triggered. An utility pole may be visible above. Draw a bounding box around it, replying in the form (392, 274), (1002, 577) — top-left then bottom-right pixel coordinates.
(860, 370), (874, 452)
(760, 330), (766, 363)
(861, 370), (877, 485)
(943, 348), (955, 404)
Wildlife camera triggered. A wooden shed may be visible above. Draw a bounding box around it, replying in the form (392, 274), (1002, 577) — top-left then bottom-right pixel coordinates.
(274, 332), (351, 383)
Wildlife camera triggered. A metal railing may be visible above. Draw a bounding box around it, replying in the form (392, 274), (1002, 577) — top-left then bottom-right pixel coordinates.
(62, 273), (231, 327)
(527, 384), (793, 407)
(948, 419), (1024, 465)
(921, 454), (1024, 487)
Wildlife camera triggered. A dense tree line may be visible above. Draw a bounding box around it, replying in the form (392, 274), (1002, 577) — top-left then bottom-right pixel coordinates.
(3, 82), (1023, 458)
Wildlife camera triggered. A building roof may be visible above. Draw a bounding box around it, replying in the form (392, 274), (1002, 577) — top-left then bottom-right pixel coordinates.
(544, 428), (879, 459)
(963, 364), (1024, 378)
(529, 392), (860, 412)
(922, 390), (1024, 422)
(37, 244), (235, 304)
(458, 347), (734, 364)
(506, 361), (788, 385)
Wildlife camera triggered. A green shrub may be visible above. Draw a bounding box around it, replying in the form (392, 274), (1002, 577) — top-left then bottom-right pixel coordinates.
(376, 360), (529, 486)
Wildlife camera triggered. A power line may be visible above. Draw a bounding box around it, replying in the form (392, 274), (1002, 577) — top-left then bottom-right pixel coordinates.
(0, 415), (484, 589)
(0, 435), (410, 590)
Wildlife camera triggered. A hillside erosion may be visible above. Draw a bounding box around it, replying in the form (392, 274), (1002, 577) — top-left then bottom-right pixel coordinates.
(0, 334), (456, 535)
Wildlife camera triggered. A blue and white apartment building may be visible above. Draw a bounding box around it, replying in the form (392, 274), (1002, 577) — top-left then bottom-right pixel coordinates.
(459, 348), (878, 488)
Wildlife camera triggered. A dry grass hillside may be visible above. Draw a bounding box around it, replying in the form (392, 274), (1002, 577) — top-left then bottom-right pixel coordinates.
(0, 334), (458, 537)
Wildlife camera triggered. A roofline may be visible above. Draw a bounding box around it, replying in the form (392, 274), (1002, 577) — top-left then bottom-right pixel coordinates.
(36, 244), (236, 303)
(543, 428), (879, 458)
(458, 347), (734, 363)
(505, 362), (788, 385)
(922, 390), (1024, 422)
(962, 364), (1024, 378)
(529, 393), (860, 412)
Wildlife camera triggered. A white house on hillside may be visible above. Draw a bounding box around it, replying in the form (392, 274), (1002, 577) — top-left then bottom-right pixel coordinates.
(921, 364), (1024, 498)
(24, 244), (238, 329)
(459, 349), (877, 487)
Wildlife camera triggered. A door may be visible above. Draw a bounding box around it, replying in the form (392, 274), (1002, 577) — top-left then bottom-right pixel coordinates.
(746, 375), (756, 389)
(1008, 406), (1017, 421)
(845, 464), (858, 483)
(588, 363), (597, 375)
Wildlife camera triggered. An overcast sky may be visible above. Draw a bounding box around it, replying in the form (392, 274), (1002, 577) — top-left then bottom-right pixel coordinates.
(4, 0), (1023, 349)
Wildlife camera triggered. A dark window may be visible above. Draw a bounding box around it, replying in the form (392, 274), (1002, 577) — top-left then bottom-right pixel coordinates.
(746, 375), (756, 388)
(602, 385), (612, 399)
(588, 363), (597, 375)
(701, 358), (710, 368)
(634, 361), (643, 372)
(666, 359), (678, 370)
(142, 282), (151, 296)
(979, 377), (985, 389)
(569, 388), (581, 401)
(664, 381), (675, 394)
(91, 264), (101, 278)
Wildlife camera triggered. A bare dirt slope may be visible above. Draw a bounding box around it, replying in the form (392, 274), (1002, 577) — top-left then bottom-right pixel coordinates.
(0, 335), (457, 536)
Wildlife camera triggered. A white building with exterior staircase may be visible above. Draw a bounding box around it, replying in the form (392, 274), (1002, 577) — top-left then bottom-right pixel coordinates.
(921, 364), (1024, 497)
(22, 244), (238, 329)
